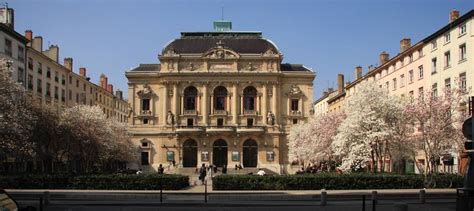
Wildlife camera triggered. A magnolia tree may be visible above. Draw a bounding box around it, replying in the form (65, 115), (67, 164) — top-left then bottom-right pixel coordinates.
(405, 87), (468, 174)
(332, 81), (411, 173)
(60, 105), (137, 173)
(0, 59), (34, 163)
(288, 112), (345, 169)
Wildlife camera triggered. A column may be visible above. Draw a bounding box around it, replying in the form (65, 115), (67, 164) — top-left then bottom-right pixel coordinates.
(163, 83), (168, 125)
(272, 83), (278, 125)
(202, 84), (209, 126)
(172, 83), (178, 124)
(262, 84), (268, 124)
(180, 95), (184, 115)
(232, 83), (238, 125)
(210, 95), (214, 115)
(240, 95), (244, 115)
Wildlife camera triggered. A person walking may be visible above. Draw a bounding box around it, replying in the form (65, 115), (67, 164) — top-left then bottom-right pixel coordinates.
(158, 164), (164, 174)
(199, 164), (207, 185)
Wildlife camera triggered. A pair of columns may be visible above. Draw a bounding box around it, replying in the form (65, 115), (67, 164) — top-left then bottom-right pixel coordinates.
(162, 83), (280, 126)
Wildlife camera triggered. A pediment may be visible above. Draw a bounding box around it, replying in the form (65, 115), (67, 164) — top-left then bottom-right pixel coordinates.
(202, 40), (240, 59)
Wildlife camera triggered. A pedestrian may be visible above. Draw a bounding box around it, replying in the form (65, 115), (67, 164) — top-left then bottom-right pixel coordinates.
(199, 164), (206, 185)
(222, 164), (227, 174)
(136, 169), (143, 175)
(158, 164), (164, 174)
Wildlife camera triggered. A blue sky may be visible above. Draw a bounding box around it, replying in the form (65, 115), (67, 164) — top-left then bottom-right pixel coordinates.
(10, 0), (474, 100)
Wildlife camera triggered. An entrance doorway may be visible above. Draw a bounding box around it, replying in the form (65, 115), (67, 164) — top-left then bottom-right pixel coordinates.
(183, 139), (197, 167)
(213, 139), (228, 167)
(243, 139), (258, 167)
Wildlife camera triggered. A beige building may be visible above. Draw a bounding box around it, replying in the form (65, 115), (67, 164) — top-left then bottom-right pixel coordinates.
(314, 9), (474, 173)
(0, 6), (27, 87)
(126, 22), (315, 174)
(23, 28), (128, 122)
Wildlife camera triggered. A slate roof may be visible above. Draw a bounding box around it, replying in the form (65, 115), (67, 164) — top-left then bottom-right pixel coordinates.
(162, 32), (279, 54)
(130, 64), (161, 72)
(280, 63), (312, 72)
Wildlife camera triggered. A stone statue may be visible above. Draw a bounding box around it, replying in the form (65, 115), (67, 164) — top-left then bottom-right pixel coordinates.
(143, 84), (151, 94)
(267, 111), (275, 125)
(166, 110), (174, 125)
(127, 104), (133, 117)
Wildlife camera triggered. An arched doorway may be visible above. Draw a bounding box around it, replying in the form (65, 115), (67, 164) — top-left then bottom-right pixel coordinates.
(243, 139), (258, 167)
(183, 139), (197, 167)
(213, 139), (228, 167)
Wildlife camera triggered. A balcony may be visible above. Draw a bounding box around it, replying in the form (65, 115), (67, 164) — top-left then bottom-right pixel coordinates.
(183, 110), (197, 116)
(236, 126), (265, 133)
(243, 110), (257, 116)
(175, 126), (204, 133)
(206, 126), (234, 133)
(138, 110), (153, 117)
(213, 110), (227, 116)
(289, 110), (303, 116)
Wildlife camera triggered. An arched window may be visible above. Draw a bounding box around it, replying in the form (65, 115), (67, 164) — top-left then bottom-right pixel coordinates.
(214, 86), (227, 110)
(243, 86), (257, 111)
(184, 86), (197, 111)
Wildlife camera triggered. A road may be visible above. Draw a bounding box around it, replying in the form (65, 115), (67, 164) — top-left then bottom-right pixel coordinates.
(6, 188), (460, 211)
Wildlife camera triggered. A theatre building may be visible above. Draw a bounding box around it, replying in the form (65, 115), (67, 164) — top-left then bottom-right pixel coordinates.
(126, 21), (315, 174)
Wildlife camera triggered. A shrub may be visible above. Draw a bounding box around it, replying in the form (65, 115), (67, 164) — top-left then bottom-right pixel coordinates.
(212, 173), (464, 190)
(0, 174), (189, 190)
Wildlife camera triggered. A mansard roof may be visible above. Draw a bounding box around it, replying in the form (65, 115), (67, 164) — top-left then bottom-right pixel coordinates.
(162, 31), (280, 55)
(280, 63), (312, 72)
(130, 64), (161, 72)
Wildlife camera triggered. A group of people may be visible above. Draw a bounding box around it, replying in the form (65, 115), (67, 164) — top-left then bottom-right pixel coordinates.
(296, 164), (324, 174)
(198, 164), (229, 184)
(135, 164), (166, 175)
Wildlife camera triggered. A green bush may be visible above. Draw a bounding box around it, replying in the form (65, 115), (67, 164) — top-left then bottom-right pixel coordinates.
(212, 173), (464, 190)
(0, 174), (189, 190)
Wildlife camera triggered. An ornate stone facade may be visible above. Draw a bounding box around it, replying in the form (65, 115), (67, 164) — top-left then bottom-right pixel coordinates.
(126, 30), (315, 174)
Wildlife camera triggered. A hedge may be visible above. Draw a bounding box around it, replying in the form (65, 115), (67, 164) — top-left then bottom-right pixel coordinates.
(212, 173), (464, 190)
(0, 174), (189, 190)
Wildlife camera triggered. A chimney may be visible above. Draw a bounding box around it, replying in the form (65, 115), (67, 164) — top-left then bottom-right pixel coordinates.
(100, 74), (108, 89)
(337, 74), (344, 93)
(107, 84), (113, 93)
(115, 90), (123, 100)
(400, 38), (411, 52)
(450, 9), (459, 23)
(79, 67), (87, 77)
(379, 51), (389, 65)
(328, 87), (334, 92)
(355, 66), (362, 80)
(24, 30), (32, 43)
(322, 91), (328, 96)
(32, 36), (43, 52)
(43, 45), (59, 62)
(64, 58), (73, 71)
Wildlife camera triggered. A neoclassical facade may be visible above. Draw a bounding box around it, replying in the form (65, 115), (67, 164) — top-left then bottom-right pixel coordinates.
(126, 28), (315, 174)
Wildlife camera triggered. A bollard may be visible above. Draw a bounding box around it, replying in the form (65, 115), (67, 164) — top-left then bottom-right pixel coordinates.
(320, 190), (327, 206)
(393, 203), (408, 211)
(371, 191), (378, 204)
(362, 195), (366, 211)
(43, 191), (50, 206)
(419, 189), (426, 204)
(204, 180), (208, 203)
(39, 196), (43, 211)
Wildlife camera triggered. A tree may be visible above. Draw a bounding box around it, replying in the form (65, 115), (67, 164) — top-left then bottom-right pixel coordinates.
(405, 87), (468, 174)
(332, 81), (409, 173)
(288, 112), (345, 169)
(0, 59), (34, 172)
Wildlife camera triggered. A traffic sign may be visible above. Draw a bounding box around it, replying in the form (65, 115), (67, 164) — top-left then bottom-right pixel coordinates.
(462, 117), (472, 140)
